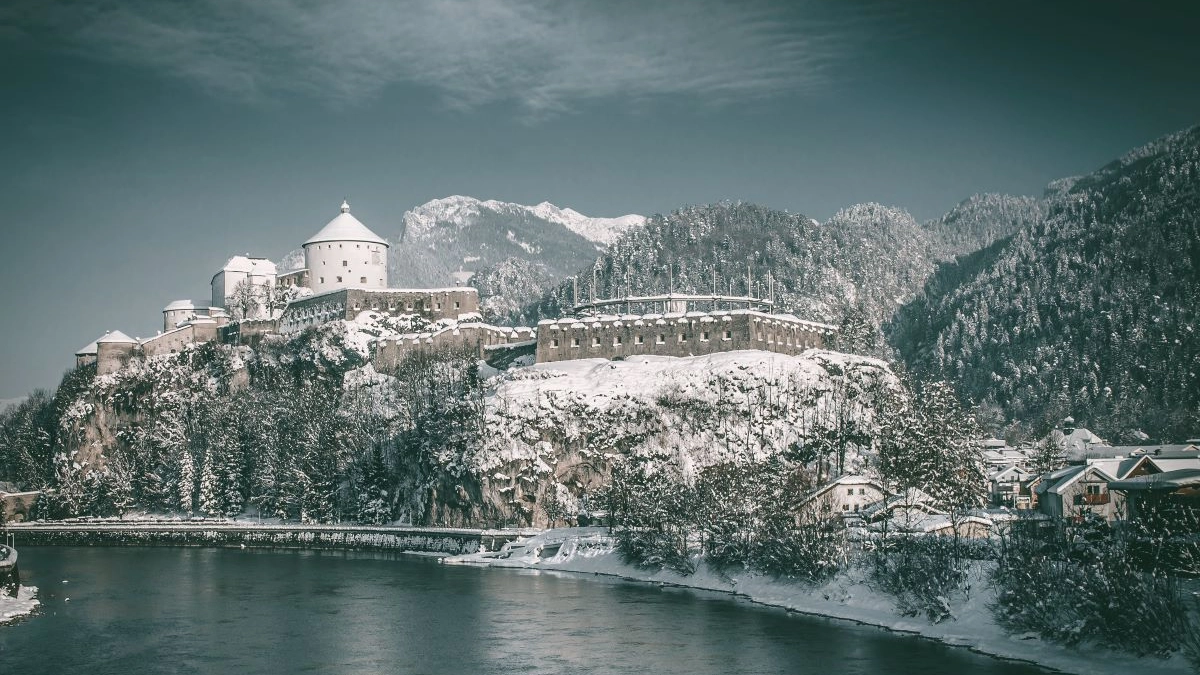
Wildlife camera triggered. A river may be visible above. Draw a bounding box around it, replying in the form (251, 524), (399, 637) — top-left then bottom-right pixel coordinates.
(0, 546), (1049, 674)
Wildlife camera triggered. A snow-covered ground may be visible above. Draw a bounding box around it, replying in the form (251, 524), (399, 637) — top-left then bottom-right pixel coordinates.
(448, 528), (1192, 675)
(0, 586), (38, 624)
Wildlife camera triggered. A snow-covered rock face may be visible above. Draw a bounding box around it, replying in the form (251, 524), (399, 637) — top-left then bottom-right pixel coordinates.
(471, 350), (899, 516)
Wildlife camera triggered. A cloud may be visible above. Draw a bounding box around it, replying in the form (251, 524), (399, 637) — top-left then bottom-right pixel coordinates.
(6, 0), (875, 115)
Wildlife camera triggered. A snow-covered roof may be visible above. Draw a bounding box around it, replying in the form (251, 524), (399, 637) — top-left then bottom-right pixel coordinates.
(219, 255), (277, 275)
(164, 299), (196, 311)
(1049, 426), (1106, 459)
(303, 201), (388, 246)
(1087, 455), (1151, 481)
(75, 338), (100, 355)
(96, 330), (136, 344)
(1109, 469), (1200, 493)
(990, 465), (1029, 481)
(872, 511), (993, 535)
(861, 489), (944, 520)
(1148, 457), (1200, 473)
(797, 474), (885, 506)
(1037, 464), (1117, 495)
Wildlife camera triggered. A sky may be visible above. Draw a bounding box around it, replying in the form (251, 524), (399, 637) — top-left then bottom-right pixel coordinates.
(1, 0), (1198, 398)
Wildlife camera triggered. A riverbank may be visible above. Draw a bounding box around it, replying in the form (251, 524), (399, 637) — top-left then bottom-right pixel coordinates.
(446, 528), (1192, 675)
(5, 519), (537, 555)
(0, 586), (38, 624)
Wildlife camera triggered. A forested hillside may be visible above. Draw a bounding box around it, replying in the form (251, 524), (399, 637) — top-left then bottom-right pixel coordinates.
(891, 126), (1200, 441)
(924, 193), (1044, 259)
(517, 201), (937, 358)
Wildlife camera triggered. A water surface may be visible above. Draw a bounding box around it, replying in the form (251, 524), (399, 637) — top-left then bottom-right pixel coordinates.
(1, 546), (1048, 674)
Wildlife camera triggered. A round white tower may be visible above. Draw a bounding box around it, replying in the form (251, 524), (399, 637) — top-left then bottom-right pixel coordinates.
(302, 200), (389, 294)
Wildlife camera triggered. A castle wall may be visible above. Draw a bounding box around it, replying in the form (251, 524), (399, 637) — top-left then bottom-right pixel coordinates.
(96, 342), (135, 375)
(220, 319), (280, 346)
(278, 288), (481, 334)
(140, 322), (219, 359)
(373, 323), (535, 374)
(278, 269), (310, 288)
(535, 310), (834, 364)
(76, 353), (97, 368)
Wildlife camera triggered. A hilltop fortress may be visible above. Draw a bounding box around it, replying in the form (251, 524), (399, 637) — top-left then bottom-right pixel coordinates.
(75, 201), (835, 376)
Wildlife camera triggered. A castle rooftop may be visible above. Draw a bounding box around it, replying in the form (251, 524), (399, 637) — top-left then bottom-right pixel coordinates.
(303, 200), (388, 247)
(96, 330), (136, 344)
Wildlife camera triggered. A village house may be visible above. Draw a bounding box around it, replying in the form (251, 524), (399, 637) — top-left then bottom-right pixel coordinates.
(794, 475), (887, 523)
(1035, 464), (1121, 521)
(989, 464), (1035, 509)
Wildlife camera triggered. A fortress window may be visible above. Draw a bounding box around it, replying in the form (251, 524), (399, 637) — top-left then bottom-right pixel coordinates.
(454, 301), (460, 309)
(700, 331), (709, 341)
(591, 336), (600, 347)
(635, 335), (644, 345)
(360, 277), (367, 284)
(613, 336), (623, 346)
(435, 302), (442, 310)
(723, 330), (732, 340)
(343, 260), (348, 266)
(677, 334), (686, 343)
(337, 276), (343, 282)
(656, 334), (665, 344)
(572, 337), (580, 347)
(406, 302), (413, 310)
(551, 338), (560, 348)
(320, 277), (325, 284)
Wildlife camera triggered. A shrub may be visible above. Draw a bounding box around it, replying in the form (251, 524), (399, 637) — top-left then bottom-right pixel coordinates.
(991, 517), (1188, 657)
(870, 535), (969, 623)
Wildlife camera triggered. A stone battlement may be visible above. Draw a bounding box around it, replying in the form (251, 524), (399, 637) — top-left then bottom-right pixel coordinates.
(535, 309), (835, 364)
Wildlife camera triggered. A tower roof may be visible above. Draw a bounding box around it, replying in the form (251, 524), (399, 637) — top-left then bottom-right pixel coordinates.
(303, 200), (389, 247)
(96, 330), (136, 344)
(164, 299), (196, 311)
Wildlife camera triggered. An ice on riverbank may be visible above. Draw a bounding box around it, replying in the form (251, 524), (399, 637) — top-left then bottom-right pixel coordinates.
(447, 528), (1192, 675)
(0, 586), (39, 624)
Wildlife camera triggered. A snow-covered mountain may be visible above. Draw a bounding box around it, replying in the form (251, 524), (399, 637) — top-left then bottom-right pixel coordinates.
(390, 196), (644, 299)
(404, 196), (644, 248)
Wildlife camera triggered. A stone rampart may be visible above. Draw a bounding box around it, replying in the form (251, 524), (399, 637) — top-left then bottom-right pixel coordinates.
(535, 310), (835, 364)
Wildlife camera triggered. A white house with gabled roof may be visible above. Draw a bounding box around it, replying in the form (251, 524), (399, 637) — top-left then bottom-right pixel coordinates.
(211, 255), (277, 318)
(796, 474), (887, 522)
